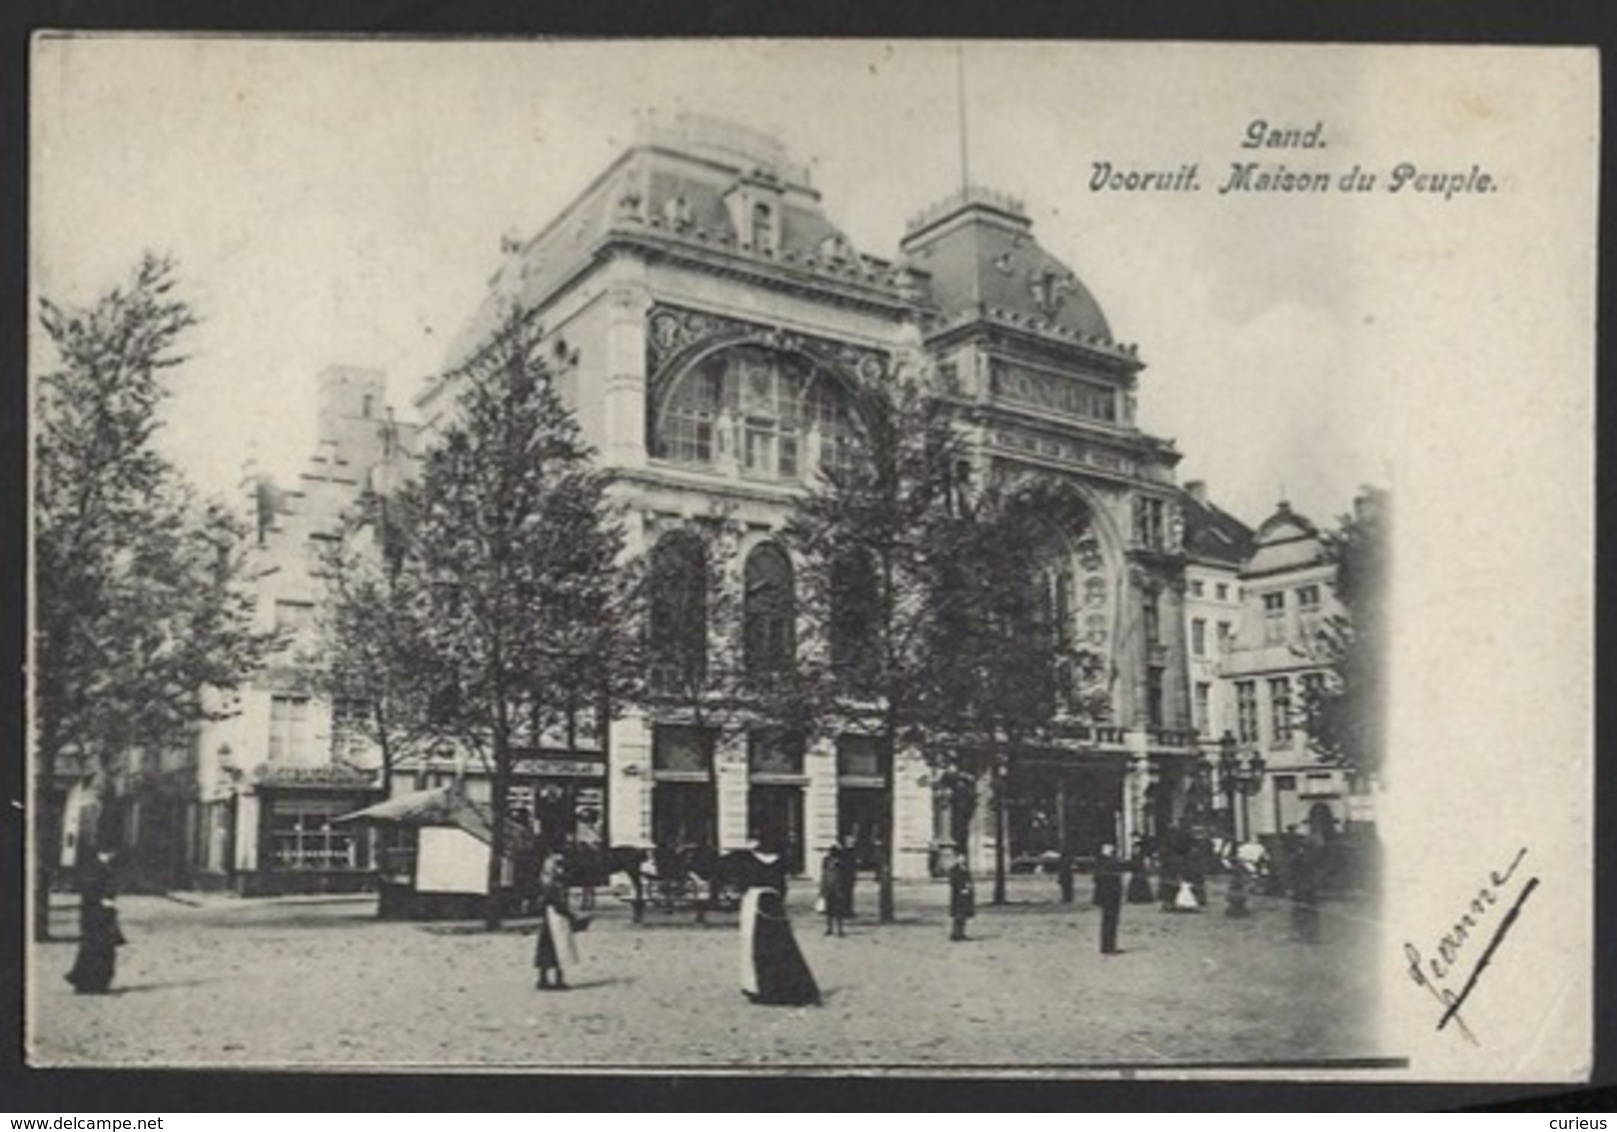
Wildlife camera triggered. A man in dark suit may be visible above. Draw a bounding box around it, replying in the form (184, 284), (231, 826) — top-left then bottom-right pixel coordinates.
(947, 852), (975, 942)
(1092, 842), (1126, 955)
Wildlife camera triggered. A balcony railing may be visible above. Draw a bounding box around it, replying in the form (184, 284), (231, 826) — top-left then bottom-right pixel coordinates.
(1147, 728), (1201, 749)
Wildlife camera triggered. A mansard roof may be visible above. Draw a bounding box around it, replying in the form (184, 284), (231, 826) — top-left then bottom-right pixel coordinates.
(1180, 488), (1256, 567)
(898, 186), (1125, 356)
(441, 113), (920, 373)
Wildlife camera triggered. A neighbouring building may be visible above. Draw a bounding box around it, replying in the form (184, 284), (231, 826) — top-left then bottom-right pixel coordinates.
(1218, 499), (1355, 842)
(188, 366), (417, 894)
(413, 113), (1203, 879)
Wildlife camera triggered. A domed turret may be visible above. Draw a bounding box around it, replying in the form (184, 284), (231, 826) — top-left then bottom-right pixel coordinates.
(899, 186), (1113, 343)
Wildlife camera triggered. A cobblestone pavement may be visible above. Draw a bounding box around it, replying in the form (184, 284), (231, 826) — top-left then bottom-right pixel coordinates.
(28, 875), (1382, 1072)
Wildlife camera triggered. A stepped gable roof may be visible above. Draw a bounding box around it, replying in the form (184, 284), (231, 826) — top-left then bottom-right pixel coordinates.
(1242, 500), (1327, 577)
(1180, 488), (1256, 567)
(899, 186), (1117, 348)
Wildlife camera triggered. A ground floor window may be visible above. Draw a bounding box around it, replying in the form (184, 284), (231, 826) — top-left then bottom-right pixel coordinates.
(267, 797), (368, 871)
(511, 779), (606, 851)
(1002, 764), (1124, 864)
(837, 787), (884, 870)
(747, 784), (804, 876)
(652, 781), (715, 852)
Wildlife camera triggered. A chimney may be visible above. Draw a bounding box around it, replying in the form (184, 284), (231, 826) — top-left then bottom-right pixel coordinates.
(1354, 486), (1387, 524)
(1185, 479), (1208, 505)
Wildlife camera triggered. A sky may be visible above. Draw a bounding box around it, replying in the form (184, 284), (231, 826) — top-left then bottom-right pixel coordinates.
(26, 35), (1491, 530)
(28, 38), (1598, 1076)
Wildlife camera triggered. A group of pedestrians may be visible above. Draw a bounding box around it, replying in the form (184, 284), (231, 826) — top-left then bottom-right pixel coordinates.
(61, 829), (1320, 1004)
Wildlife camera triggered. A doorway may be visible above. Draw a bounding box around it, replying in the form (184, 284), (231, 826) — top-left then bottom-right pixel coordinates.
(747, 785), (804, 875)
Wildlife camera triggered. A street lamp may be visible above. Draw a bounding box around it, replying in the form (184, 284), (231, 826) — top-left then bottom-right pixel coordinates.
(1217, 731), (1265, 919)
(1217, 731), (1266, 845)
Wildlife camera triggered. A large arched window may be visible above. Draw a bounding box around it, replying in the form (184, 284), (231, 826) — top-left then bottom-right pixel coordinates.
(743, 542), (795, 681)
(649, 530), (708, 693)
(653, 345), (860, 482)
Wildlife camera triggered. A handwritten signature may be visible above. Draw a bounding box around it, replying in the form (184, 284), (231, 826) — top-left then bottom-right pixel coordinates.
(1403, 846), (1538, 1046)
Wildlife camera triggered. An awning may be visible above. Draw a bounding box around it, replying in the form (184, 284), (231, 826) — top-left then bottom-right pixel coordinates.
(335, 786), (530, 850)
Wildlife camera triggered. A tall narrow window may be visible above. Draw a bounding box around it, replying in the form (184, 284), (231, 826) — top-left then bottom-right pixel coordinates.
(1146, 667), (1165, 728)
(1296, 583), (1323, 650)
(1263, 591), (1287, 645)
(744, 543), (795, 682)
(332, 697), (370, 761)
(649, 530), (708, 693)
(1191, 617), (1207, 657)
(269, 695), (309, 763)
(1269, 677), (1293, 745)
(1194, 682), (1212, 736)
(1143, 589), (1161, 646)
(1235, 681), (1258, 744)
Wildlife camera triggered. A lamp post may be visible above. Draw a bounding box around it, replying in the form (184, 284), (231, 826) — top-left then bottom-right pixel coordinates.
(1217, 731), (1266, 845)
(1217, 731), (1265, 918)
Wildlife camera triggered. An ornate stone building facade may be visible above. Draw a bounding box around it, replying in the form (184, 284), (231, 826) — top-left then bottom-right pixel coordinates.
(424, 114), (1203, 878)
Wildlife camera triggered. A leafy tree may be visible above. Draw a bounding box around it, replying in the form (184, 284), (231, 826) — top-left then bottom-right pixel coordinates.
(1302, 489), (1389, 782)
(925, 477), (1093, 903)
(786, 369), (969, 922)
(302, 495), (445, 796)
(32, 255), (276, 938)
(378, 305), (633, 930)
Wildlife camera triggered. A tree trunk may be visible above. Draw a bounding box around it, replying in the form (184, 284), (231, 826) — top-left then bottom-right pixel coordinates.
(485, 729), (510, 932)
(1057, 773), (1074, 903)
(992, 751), (1009, 906)
(877, 722), (896, 923)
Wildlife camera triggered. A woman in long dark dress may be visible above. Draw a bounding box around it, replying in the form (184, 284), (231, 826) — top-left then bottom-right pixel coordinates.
(533, 851), (586, 991)
(737, 842), (819, 1006)
(66, 849), (123, 995)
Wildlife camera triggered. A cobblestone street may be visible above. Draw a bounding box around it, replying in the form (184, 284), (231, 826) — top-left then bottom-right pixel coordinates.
(28, 875), (1382, 1072)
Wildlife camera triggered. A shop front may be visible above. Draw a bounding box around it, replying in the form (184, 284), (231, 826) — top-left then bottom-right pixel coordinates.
(650, 724), (717, 851)
(243, 763), (381, 895)
(747, 729), (806, 875)
(835, 734), (886, 871)
(1005, 754), (1128, 869)
(508, 751), (608, 851)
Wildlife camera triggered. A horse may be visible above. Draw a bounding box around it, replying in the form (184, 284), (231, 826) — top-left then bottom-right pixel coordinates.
(555, 844), (650, 913)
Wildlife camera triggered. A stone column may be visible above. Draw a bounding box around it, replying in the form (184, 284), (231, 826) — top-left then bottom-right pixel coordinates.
(608, 715), (652, 848)
(715, 731), (750, 851)
(1121, 730), (1151, 853)
(603, 284), (648, 470)
(803, 738), (839, 866)
(891, 748), (933, 881)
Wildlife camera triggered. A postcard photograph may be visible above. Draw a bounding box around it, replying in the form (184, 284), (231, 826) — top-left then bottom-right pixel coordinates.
(25, 37), (1596, 1081)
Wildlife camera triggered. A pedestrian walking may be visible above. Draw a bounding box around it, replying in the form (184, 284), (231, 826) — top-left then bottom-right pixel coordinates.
(818, 843), (851, 937)
(1289, 838), (1322, 944)
(947, 852), (975, 941)
(1126, 836), (1156, 904)
(534, 850), (588, 991)
(65, 848), (124, 995)
(1091, 842), (1125, 954)
(737, 837), (820, 1006)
